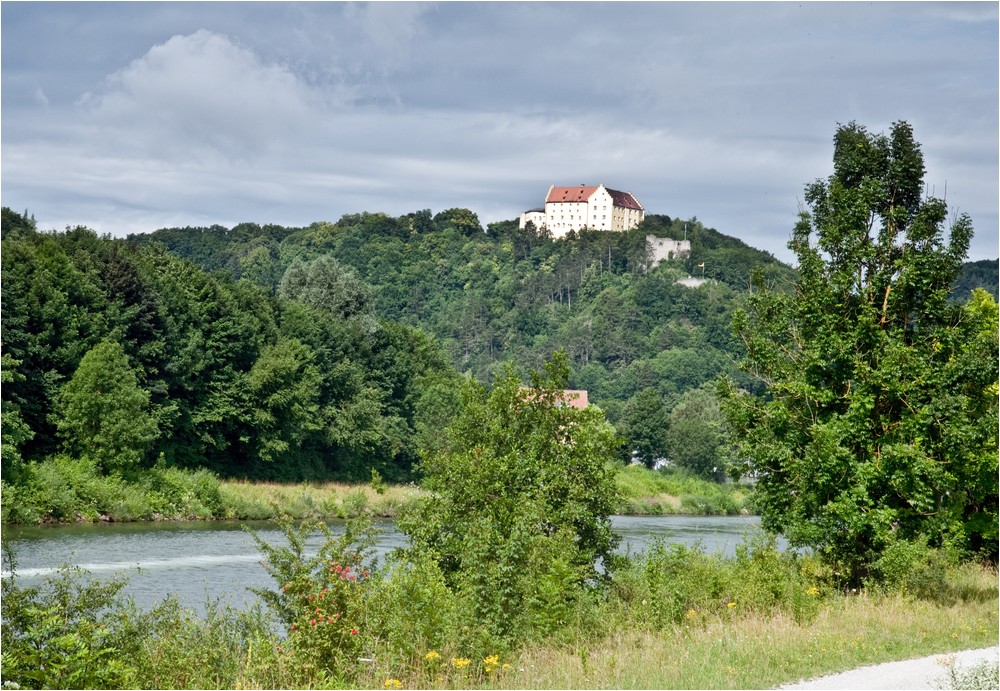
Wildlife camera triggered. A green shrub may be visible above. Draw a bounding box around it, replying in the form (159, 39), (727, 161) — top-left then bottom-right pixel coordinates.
(366, 551), (457, 660)
(128, 597), (283, 690)
(1, 480), (41, 524)
(867, 538), (961, 601)
(1, 551), (141, 689)
(609, 534), (828, 629)
(400, 353), (621, 651)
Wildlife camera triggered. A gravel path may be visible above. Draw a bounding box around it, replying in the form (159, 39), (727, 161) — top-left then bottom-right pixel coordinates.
(777, 647), (999, 690)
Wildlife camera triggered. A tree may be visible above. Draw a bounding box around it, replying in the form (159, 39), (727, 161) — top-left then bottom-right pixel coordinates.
(665, 385), (730, 480)
(53, 340), (159, 474)
(278, 255), (378, 334)
(1, 353), (34, 479)
(433, 208), (483, 236)
(245, 338), (322, 473)
(720, 121), (998, 582)
(620, 387), (669, 468)
(399, 351), (620, 646)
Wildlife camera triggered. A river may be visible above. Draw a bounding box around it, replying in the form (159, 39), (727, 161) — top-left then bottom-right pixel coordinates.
(1, 515), (773, 613)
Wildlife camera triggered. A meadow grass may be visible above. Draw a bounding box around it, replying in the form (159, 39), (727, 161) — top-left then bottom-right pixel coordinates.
(466, 582), (998, 690)
(217, 479), (424, 520)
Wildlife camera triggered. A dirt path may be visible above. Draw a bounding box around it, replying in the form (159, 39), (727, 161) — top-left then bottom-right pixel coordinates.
(776, 647), (998, 690)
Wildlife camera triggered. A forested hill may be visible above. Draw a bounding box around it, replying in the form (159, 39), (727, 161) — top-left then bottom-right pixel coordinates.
(128, 212), (791, 411)
(5, 205), (993, 483)
(953, 258), (999, 303)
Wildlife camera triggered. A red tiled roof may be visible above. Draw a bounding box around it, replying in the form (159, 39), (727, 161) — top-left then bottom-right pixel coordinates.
(518, 387), (589, 410)
(545, 184), (643, 211)
(607, 188), (643, 211)
(561, 389), (589, 410)
(547, 186), (599, 203)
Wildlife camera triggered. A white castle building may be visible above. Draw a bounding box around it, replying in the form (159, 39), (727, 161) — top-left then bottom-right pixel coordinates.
(519, 184), (645, 239)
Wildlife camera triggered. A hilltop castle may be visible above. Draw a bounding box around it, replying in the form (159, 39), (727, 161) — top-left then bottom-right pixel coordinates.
(519, 184), (645, 239)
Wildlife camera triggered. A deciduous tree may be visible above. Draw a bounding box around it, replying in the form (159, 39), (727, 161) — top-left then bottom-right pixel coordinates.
(53, 340), (159, 474)
(720, 121), (998, 582)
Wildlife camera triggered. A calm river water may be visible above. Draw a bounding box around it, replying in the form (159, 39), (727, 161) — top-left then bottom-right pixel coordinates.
(2, 515), (772, 612)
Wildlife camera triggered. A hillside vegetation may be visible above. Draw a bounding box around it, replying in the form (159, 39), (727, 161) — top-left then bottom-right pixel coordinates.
(126, 211), (798, 469)
(5, 203), (993, 493)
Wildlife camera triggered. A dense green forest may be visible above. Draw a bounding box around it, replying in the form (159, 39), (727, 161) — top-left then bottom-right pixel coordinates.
(1, 208), (460, 484)
(126, 211), (793, 452)
(3, 204), (995, 486)
(953, 257), (999, 303)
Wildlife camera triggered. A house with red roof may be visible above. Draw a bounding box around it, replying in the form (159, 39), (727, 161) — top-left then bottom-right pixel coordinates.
(519, 184), (645, 238)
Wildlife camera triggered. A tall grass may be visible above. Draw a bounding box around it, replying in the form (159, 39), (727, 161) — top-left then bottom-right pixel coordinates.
(504, 591), (998, 690)
(0, 459), (424, 524)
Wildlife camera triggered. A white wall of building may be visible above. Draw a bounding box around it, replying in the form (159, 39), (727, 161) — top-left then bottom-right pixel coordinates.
(532, 184), (644, 239)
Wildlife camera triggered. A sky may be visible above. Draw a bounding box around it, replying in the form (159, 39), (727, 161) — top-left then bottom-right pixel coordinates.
(2, 1), (997, 264)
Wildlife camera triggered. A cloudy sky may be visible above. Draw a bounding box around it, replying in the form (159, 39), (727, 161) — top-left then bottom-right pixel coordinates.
(2, 1), (997, 263)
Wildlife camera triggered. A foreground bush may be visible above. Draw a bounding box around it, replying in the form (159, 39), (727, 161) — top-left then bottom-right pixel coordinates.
(399, 352), (621, 653)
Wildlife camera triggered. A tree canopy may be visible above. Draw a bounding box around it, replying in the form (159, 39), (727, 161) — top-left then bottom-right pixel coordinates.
(1, 220), (458, 482)
(721, 121), (998, 582)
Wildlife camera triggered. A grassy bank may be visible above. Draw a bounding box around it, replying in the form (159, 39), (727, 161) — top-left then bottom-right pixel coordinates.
(502, 591), (998, 689)
(0, 456), (423, 524)
(615, 463), (752, 515)
(218, 480), (423, 520)
(1, 458), (752, 525)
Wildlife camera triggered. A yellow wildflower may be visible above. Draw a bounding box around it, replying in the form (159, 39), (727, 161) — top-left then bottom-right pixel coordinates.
(452, 657), (471, 669)
(384, 679), (403, 689)
(806, 586), (820, 597)
(483, 655), (500, 672)
(424, 650), (440, 662)
(727, 601), (736, 608)
(502, 663), (512, 671)
(686, 608), (698, 620)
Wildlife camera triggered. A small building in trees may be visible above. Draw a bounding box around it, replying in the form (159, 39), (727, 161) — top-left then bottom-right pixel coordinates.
(518, 387), (589, 410)
(519, 184), (645, 238)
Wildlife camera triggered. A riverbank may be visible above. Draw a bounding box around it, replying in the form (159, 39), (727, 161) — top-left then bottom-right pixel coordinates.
(1, 460), (753, 525)
(2, 522), (995, 689)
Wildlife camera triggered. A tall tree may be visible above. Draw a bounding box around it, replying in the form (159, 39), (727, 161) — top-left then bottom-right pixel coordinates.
(720, 121), (998, 582)
(666, 385), (730, 480)
(620, 387), (669, 468)
(279, 255), (378, 335)
(399, 352), (620, 644)
(53, 340), (159, 475)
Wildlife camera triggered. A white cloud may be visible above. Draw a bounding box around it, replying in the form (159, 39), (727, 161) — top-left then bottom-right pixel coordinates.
(77, 30), (328, 161)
